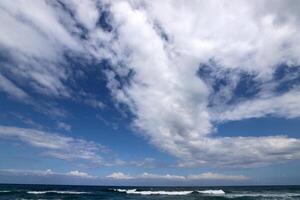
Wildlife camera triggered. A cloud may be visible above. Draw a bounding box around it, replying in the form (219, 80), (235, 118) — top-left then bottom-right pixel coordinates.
(106, 172), (133, 180)
(216, 88), (300, 121)
(1, 0), (300, 168)
(140, 172), (185, 180)
(1, 169), (247, 182)
(103, 0), (300, 167)
(129, 157), (161, 168)
(0, 0), (110, 111)
(56, 121), (72, 131)
(84, 98), (105, 109)
(107, 172), (248, 181)
(68, 170), (94, 178)
(0, 169), (95, 179)
(0, 169), (54, 176)
(187, 172), (249, 181)
(0, 74), (29, 100)
(0, 125), (105, 165)
(0, 0), (82, 98)
(176, 136), (300, 168)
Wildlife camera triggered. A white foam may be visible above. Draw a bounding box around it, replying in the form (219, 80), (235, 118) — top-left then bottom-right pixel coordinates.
(226, 193), (300, 198)
(27, 191), (90, 194)
(115, 189), (128, 192)
(198, 190), (225, 195)
(0, 191), (10, 193)
(115, 189), (193, 195)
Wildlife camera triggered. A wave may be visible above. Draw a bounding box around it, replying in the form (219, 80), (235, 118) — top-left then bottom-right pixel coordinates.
(0, 191), (10, 193)
(114, 189), (225, 195)
(198, 189), (225, 195)
(115, 189), (193, 195)
(27, 191), (90, 195)
(225, 192), (300, 198)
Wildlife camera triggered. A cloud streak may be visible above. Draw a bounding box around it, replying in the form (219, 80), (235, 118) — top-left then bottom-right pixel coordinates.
(0, 125), (105, 165)
(0, 169), (96, 179)
(106, 172), (248, 181)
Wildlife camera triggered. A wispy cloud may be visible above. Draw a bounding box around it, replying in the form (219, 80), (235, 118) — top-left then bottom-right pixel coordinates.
(0, 74), (29, 100)
(106, 172), (248, 181)
(84, 98), (105, 110)
(187, 172), (249, 181)
(0, 169), (95, 179)
(140, 172), (186, 180)
(216, 89), (300, 121)
(56, 121), (72, 132)
(0, 125), (105, 165)
(0, 0), (108, 113)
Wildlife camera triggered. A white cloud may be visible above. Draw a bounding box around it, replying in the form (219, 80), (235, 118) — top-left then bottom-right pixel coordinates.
(216, 88), (300, 122)
(0, 74), (29, 100)
(140, 172), (185, 180)
(1, 169), (247, 182)
(68, 170), (94, 178)
(106, 172), (133, 180)
(187, 172), (249, 181)
(0, 0), (111, 102)
(0, 125), (104, 164)
(0, 169), (95, 179)
(0, 169), (54, 176)
(0, 0), (83, 99)
(103, 0), (300, 167)
(62, 0), (100, 31)
(107, 172), (248, 181)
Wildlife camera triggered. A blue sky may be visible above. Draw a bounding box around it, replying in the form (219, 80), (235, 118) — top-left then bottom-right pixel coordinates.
(0, 0), (300, 186)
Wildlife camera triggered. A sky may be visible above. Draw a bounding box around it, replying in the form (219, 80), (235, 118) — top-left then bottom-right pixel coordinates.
(0, 0), (300, 186)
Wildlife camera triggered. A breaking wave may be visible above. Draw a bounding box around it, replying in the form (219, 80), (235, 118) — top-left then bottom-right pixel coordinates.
(27, 191), (90, 194)
(198, 189), (225, 195)
(114, 189), (225, 195)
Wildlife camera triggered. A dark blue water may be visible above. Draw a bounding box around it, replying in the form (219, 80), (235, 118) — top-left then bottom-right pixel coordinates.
(0, 184), (300, 200)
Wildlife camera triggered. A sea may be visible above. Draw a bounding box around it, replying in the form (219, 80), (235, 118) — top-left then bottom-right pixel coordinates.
(0, 184), (300, 200)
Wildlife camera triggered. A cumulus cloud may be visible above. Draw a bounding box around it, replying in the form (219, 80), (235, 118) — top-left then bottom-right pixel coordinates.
(68, 170), (94, 178)
(106, 172), (133, 180)
(0, 125), (105, 165)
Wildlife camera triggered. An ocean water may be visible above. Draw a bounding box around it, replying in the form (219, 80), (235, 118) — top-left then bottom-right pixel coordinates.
(0, 184), (300, 200)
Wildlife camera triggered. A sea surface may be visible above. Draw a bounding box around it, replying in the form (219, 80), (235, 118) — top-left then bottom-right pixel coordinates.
(0, 184), (300, 200)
